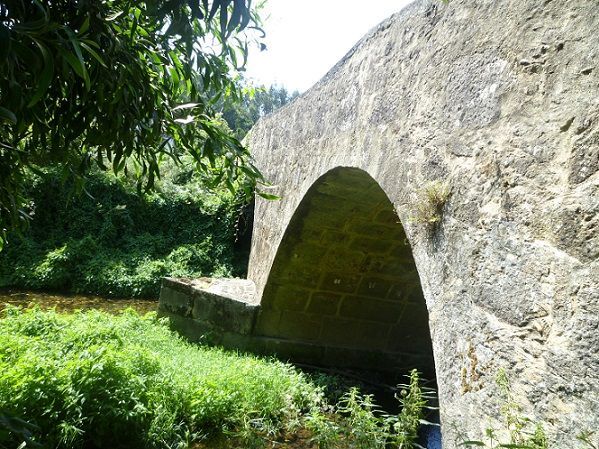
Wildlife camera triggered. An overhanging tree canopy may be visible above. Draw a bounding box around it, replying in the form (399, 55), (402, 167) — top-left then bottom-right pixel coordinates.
(0, 0), (266, 249)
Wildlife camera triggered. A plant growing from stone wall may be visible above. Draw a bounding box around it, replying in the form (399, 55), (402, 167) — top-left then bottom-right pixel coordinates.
(410, 180), (451, 232)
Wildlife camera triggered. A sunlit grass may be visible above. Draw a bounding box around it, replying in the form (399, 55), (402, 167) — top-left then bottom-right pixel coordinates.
(0, 308), (433, 449)
(0, 307), (322, 449)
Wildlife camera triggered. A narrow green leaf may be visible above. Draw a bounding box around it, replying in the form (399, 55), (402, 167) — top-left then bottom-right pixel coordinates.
(257, 192), (280, 201)
(65, 29), (91, 90)
(79, 16), (90, 34)
(208, 0), (222, 21)
(58, 47), (89, 90)
(80, 41), (107, 68)
(28, 41), (54, 107)
(220, 5), (228, 40)
(227, 0), (243, 35)
(0, 107), (17, 124)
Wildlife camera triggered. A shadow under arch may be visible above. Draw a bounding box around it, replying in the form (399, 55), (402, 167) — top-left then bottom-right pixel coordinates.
(255, 167), (436, 379)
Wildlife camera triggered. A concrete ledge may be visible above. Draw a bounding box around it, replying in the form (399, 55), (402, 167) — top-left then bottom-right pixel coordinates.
(159, 277), (258, 335)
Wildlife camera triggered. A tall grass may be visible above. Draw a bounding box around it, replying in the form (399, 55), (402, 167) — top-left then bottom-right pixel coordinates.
(0, 308), (432, 449)
(0, 308), (321, 448)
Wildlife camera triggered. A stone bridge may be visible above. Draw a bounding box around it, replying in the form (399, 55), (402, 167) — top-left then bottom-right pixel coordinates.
(159, 0), (599, 446)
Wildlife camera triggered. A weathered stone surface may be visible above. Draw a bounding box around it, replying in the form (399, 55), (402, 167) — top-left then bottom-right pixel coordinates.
(160, 277), (259, 335)
(243, 0), (599, 446)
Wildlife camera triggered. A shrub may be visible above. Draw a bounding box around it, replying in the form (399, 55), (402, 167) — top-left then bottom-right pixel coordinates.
(0, 166), (248, 298)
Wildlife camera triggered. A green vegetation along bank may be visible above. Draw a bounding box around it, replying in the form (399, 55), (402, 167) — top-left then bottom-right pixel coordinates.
(0, 165), (249, 298)
(0, 308), (430, 449)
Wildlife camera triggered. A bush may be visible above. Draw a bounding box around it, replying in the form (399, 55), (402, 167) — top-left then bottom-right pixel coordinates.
(0, 165), (249, 298)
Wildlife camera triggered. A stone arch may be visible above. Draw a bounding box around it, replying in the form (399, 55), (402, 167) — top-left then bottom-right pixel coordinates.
(254, 167), (435, 378)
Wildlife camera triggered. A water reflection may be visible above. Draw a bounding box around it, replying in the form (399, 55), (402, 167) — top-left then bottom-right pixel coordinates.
(0, 290), (157, 314)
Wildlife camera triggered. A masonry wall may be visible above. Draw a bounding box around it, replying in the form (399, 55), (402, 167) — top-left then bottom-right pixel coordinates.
(255, 167), (434, 376)
(245, 0), (599, 446)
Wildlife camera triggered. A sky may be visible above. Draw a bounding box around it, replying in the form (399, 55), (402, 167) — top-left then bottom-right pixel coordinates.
(243, 0), (413, 93)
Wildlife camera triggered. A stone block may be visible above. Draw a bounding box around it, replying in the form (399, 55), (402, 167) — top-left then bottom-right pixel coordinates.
(374, 208), (402, 226)
(379, 258), (420, 279)
(306, 292), (342, 315)
(339, 296), (404, 323)
(272, 265), (323, 289)
(387, 303), (432, 352)
(347, 219), (403, 239)
(320, 272), (361, 293)
(277, 311), (323, 341)
(159, 285), (193, 317)
(349, 237), (395, 254)
(387, 283), (421, 302)
(249, 336), (326, 366)
(270, 285), (311, 311)
(323, 346), (398, 372)
(320, 316), (390, 349)
(357, 276), (393, 298)
(253, 309), (282, 336)
(285, 242), (328, 268)
(320, 230), (351, 246)
(191, 290), (258, 335)
(386, 324), (434, 355)
(321, 247), (366, 273)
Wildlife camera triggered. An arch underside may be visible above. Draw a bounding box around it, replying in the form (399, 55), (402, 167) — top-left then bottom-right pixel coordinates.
(255, 167), (435, 378)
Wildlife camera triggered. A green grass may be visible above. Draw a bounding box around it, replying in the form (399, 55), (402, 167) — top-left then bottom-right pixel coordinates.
(0, 307), (321, 449)
(0, 308), (432, 449)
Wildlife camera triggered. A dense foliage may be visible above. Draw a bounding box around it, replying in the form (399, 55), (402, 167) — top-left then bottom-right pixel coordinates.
(0, 164), (248, 298)
(0, 307), (433, 449)
(0, 0), (265, 249)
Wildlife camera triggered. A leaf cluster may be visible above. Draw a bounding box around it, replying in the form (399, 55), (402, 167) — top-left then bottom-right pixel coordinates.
(0, 0), (265, 247)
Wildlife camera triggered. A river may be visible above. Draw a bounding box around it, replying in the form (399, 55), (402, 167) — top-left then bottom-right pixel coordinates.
(0, 289), (157, 314)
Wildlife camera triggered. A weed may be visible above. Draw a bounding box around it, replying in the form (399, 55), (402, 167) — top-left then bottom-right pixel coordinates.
(460, 369), (597, 449)
(305, 410), (342, 449)
(410, 180), (451, 229)
(338, 388), (386, 449)
(306, 369), (435, 449)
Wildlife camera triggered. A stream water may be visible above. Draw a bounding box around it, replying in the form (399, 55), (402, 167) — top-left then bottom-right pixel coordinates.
(0, 289), (157, 314)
